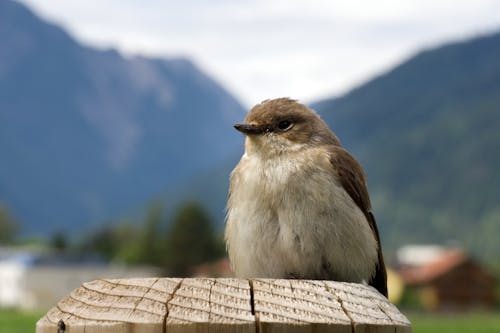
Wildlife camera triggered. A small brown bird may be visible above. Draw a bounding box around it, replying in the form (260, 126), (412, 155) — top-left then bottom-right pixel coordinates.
(225, 98), (387, 296)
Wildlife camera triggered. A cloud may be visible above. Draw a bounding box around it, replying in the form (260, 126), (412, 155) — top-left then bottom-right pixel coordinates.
(19, 0), (500, 106)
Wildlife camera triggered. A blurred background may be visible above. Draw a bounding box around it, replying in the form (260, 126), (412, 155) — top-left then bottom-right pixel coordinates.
(1, 0), (500, 331)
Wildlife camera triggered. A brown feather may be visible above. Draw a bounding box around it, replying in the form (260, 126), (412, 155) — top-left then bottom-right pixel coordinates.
(329, 146), (388, 297)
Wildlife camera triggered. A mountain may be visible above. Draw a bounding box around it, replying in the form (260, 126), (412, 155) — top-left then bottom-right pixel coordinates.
(0, 0), (245, 235)
(180, 31), (500, 262)
(313, 31), (500, 260)
(2, 0), (499, 262)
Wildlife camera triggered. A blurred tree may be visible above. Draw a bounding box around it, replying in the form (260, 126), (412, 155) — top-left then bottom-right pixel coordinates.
(0, 205), (19, 243)
(164, 202), (224, 276)
(78, 201), (225, 271)
(80, 223), (138, 262)
(111, 222), (142, 263)
(80, 227), (117, 260)
(120, 202), (165, 266)
(139, 202), (165, 266)
(51, 230), (68, 252)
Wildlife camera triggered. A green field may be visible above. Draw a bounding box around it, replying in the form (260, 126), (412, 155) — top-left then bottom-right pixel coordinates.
(406, 311), (500, 333)
(0, 309), (43, 333)
(1, 309), (500, 332)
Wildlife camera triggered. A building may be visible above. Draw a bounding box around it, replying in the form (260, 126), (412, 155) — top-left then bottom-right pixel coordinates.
(0, 248), (159, 310)
(396, 245), (496, 311)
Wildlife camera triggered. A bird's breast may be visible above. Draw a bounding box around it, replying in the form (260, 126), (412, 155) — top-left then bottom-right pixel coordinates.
(225, 149), (378, 281)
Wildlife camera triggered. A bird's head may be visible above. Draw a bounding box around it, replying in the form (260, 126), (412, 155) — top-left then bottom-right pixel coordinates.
(234, 98), (339, 156)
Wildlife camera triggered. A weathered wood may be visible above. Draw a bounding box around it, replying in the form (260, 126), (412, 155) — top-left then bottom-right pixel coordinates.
(166, 278), (255, 333)
(252, 279), (352, 333)
(324, 281), (411, 333)
(36, 278), (411, 333)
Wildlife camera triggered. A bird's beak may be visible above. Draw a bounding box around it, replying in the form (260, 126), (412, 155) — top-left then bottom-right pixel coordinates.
(233, 123), (264, 135)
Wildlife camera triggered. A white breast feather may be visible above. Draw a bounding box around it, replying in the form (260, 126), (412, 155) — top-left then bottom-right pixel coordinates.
(225, 147), (378, 282)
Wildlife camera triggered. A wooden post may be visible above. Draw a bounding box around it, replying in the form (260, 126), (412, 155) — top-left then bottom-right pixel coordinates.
(36, 278), (411, 333)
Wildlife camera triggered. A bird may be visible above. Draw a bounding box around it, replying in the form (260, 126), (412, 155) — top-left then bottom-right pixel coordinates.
(225, 97), (387, 297)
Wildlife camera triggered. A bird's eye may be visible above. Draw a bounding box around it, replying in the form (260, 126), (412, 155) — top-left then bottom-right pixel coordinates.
(277, 120), (293, 131)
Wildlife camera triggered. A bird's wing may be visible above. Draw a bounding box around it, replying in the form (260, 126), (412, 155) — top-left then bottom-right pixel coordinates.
(329, 146), (388, 297)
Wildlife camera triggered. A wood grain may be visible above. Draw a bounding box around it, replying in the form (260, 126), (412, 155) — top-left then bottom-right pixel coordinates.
(252, 279), (352, 333)
(324, 281), (412, 333)
(36, 278), (412, 333)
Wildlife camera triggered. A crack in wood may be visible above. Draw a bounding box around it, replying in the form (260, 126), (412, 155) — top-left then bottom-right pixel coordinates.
(248, 279), (259, 333)
(323, 281), (355, 333)
(163, 278), (183, 333)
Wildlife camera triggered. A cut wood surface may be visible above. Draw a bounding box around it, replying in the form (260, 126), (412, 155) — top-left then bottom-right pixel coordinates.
(36, 278), (412, 333)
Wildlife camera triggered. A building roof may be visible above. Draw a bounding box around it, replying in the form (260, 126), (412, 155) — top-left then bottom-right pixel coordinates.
(399, 249), (468, 285)
(396, 245), (449, 267)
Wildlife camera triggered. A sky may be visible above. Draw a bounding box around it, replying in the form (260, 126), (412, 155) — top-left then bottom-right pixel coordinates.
(19, 0), (500, 107)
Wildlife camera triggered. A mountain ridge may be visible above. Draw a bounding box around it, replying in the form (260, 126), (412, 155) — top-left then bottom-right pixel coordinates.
(0, 0), (245, 235)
